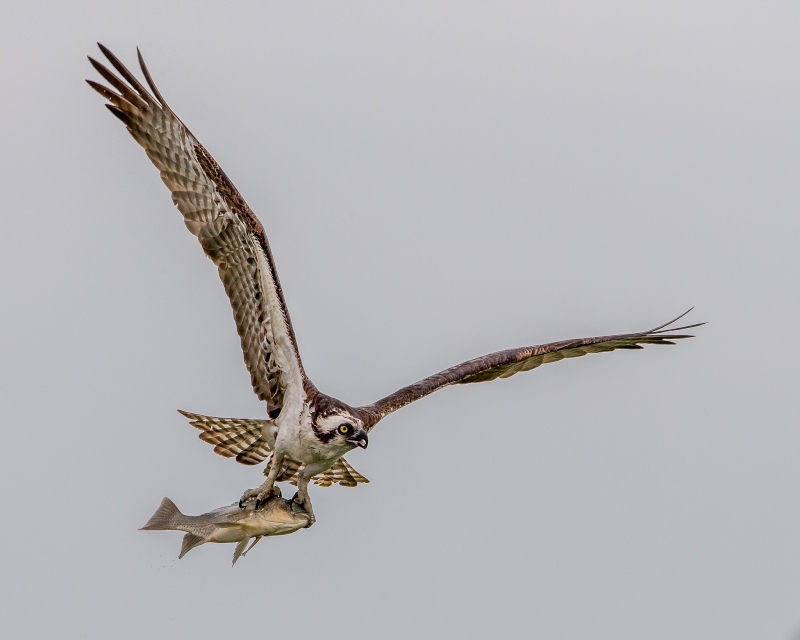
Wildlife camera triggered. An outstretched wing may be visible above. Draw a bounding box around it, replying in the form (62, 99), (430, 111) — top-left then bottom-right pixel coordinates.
(181, 411), (369, 486)
(87, 45), (304, 412)
(361, 310), (703, 423)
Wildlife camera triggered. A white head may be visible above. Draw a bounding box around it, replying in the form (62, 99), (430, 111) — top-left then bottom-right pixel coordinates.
(311, 409), (369, 452)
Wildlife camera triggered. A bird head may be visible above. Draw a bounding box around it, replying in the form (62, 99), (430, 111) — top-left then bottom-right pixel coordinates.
(311, 411), (369, 450)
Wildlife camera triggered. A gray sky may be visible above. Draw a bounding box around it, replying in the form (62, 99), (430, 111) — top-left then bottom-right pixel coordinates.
(2, 2), (799, 638)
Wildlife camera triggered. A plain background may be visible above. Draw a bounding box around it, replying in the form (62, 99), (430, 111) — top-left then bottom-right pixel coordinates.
(1, 2), (799, 638)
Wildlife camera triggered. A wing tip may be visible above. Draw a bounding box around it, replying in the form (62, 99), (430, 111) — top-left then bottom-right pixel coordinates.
(105, 104), (131, 125)
(92, 43), (156, 106)
(649, 308), (706, 335)
(136, 46), (170, 109)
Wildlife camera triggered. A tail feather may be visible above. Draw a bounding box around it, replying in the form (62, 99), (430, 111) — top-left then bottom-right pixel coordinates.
(140, 497), (184, 530)
(179, 533), (206, 559)
(262, 454), (369, 487)
(313, 457), (370, 487)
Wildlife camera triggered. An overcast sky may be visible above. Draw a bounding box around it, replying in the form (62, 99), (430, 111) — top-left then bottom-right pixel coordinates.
(2, 2), (799, 638)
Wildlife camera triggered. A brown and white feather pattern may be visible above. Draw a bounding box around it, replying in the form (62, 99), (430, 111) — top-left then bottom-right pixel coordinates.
(86, 45), (303, 411)
(360, 311), (703, 423)
(179, 410), (273, 466)
(263, 456), (369, 487)
(180, 411), (368, 487)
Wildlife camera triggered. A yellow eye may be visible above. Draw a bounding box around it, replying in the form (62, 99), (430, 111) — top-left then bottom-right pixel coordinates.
(339, 424), (350, 434)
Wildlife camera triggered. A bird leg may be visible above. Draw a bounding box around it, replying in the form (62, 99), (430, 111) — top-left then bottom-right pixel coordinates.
(239, 452), (284, 508)
(293, 473), (316, 527)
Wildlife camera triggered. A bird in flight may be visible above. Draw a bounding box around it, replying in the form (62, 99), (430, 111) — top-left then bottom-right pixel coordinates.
(87, 44), (702, 525)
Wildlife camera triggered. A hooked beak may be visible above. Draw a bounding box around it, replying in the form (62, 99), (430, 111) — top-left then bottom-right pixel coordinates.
(346, 428), (369, 449)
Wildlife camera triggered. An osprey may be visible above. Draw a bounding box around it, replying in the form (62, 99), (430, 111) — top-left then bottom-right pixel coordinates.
(87, 45), (701, 525)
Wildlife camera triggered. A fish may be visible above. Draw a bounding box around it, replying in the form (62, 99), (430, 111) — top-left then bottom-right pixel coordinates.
(141, 488), (311, 565)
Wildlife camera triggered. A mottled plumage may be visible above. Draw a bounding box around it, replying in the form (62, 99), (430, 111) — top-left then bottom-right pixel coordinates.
(87, 45), (701, 525)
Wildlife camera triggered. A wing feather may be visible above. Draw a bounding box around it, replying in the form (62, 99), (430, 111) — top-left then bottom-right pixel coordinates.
(179, 410), (273, 465)
(361, 310), (703, 422)
(87, 45), (304, 411)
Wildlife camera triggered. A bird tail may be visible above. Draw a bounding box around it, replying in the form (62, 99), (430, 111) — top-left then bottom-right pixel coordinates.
(140, 497), (187, 531)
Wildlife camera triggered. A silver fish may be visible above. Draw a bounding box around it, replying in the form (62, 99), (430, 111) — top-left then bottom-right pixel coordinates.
(141, 488), (311, 565)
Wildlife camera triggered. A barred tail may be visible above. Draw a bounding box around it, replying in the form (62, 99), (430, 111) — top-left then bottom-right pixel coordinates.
(140, 497), (185, 531)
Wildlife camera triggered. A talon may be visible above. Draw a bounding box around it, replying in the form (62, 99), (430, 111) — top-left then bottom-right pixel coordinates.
(240, 478), (282, 511)
(253, 487), (276, 509)
(239, 485), (268, 508)
(292, 491), (315, 525)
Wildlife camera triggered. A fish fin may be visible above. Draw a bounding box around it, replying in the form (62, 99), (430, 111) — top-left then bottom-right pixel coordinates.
(232, 538), (250, 566)
(179, 533), (206, 559)
(140, 497), (183, 530)
(242, 536), (262, 558)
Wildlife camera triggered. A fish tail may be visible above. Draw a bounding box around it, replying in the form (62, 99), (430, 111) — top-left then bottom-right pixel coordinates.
(140, 497), (186, 530)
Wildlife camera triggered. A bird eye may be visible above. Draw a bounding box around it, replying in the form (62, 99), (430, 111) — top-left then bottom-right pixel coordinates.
(338, 424), (351, 434)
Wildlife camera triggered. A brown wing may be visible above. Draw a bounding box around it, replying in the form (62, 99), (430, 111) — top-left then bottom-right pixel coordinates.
(360, 310), (703, 424)
(87, 45), (304, 411)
